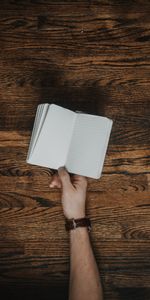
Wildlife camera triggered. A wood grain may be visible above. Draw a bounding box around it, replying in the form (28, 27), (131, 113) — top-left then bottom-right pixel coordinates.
(0, 1), (150, 299)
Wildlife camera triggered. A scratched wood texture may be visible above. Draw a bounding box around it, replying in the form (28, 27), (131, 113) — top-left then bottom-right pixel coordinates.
(0, 1), (150, 299)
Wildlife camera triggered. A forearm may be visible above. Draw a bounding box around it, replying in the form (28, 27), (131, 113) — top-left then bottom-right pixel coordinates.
(69, 227), (103, 300)
(53, 168), (103, 299)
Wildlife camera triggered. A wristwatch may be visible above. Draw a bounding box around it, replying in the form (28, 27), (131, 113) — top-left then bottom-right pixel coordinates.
(65, 217), (91, 232)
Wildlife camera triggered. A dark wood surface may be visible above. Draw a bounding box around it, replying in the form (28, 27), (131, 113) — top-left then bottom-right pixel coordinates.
(0, 1), (150, 299)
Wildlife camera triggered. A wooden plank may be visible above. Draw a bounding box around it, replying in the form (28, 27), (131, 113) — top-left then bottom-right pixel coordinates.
(0, 4), (149, 61)
(0, 1), (150, 15)
(0, 64), (150, 89)
(0, 188), (149, 208)
(0, 241), (149, 287)
(0, 202), (150, 241)
(0, 283), (149, 300)
(0, 161), (149, 193)
(0, 84), (150, 134)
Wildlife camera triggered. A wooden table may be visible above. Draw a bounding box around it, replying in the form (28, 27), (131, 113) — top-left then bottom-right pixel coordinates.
(0, 1), (150, 299)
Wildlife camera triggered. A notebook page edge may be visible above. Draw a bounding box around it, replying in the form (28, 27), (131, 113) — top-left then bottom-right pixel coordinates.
(96, 119), (113, 178)
(27, 104), (48, 159)
(27, 103), (50, 161)
(26, 104), (43, 160)
(30, 104), (43, 150)
(30, 103), (50, 155)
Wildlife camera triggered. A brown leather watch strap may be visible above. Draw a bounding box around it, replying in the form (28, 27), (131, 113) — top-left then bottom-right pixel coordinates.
(65, 217), (91, 231)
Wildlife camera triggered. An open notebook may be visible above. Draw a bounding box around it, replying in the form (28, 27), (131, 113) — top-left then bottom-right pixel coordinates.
(26, 103), (113, 179)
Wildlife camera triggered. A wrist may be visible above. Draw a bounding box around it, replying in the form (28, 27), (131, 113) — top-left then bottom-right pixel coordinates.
(65, 217), (91, 232)
(69, 226), (90, 242)
(70, 226), (88, 234)
(65, 214), (85, 220)
(64, 212), (86, 220)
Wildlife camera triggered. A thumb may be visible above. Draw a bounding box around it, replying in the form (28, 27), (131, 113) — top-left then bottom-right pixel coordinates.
(58, 166), (72, 189)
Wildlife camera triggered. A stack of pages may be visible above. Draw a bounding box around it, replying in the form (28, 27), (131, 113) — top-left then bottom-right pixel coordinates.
(26, 103), (113, 179)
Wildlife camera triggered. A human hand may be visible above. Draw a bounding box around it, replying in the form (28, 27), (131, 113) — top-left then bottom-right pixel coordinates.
(49, 167), (88, 219)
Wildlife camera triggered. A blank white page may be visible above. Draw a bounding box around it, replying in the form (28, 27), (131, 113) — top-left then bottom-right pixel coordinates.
(66, 113), (113, 178)
(28, 104), (76, 169)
